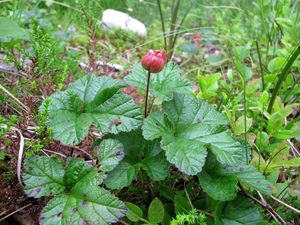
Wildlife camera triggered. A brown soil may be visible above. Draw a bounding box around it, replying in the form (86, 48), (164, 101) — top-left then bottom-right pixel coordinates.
(0, 163), (44, 224)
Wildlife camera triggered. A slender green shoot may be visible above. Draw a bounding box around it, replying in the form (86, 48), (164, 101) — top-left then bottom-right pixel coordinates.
(170, 4), (193, 51)
(167, 0), (181, 59)
(267, 45), (300, 113)
(255, 40), (265, 90)
(157, 0), (167, 52)
(242, 80), (248, 164)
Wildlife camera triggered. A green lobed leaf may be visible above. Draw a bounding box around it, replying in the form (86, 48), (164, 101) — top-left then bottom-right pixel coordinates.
(141, 151), (171, 181)
(142, 112), (173, 140)
(104, 129), (170, 189)
(198, 153), (271, 200)
(67, 158), (107, 194)
(23, 156), (65, 198)
(224, 165), (272, 195)
(125, 62), (192, 101)
(148, 197), (164, 224)
(198, 130), (245, 165)
(215, 196), (264, 225)
(104, 162), (140, 190)
(64, 158), (96, 190)
(143, 93), (243, 175)
(40, 189), (126, 225)
(44, 75), (142, 146)
(199, 171), (237, 201)
(23, 156), (127, 225)
(163, 138), (208, 176)
(95, 139), (125, 172)
(198, 153), (237, 201)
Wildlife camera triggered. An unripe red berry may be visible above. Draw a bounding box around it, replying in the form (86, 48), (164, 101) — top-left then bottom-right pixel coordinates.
(141, 50), (166, 73)
(194, 33), (201, 40)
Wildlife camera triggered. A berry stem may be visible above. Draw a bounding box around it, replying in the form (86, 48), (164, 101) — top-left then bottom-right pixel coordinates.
(144, 71), (151, 118)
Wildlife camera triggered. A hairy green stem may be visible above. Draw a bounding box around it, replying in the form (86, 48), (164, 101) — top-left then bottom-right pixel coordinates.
(243, 81), (248, 164)
(257, 126), (263, 171)
(144, 71), (151, 118)
(170, 4), (192, 52)
(148, 96), (156, 114)
(263, 146), (287, 174)
(255, 40), (265, 90)
(267, 45), (300, 113)
(167, 0), (180, 59)
(233, 49), (249, 164)
(157, 0), (167, 52)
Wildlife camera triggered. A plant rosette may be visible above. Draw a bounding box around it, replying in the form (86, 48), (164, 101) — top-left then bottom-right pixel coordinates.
(22, 49), (273, 225)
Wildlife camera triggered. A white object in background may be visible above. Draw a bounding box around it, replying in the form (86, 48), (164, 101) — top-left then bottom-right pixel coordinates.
(102, 9), (147, 37)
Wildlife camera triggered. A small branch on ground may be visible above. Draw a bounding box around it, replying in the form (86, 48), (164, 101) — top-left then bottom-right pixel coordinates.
(238, 184), (287, 225)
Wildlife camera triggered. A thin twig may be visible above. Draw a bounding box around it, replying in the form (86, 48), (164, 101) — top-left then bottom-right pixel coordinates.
(0, 84), (29, 113)
(184, 180), (194, 209)
(1, 125), (27, 187)
(195, 209), (214, 218)
(43, 149), (67, 158)
(41, 150), (50, 157)
(119, 220), (130, 225)
(0, 204), (32, 221)
(0, 211), (6, 217)
(13, 127), (25, 187)
(6, 102), (23, 116)
(287, 140), (300, 156)
(239, 184), (287, 224)
(270, 195), (300, 214)
(199, 4), (244, 11)
(243, 192), (286, 224)
(72, 146), (94, 160)
(257, 191), (267, 205)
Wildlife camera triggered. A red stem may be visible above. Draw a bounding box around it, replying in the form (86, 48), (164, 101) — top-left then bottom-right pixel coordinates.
(144, 71), (151, 117)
